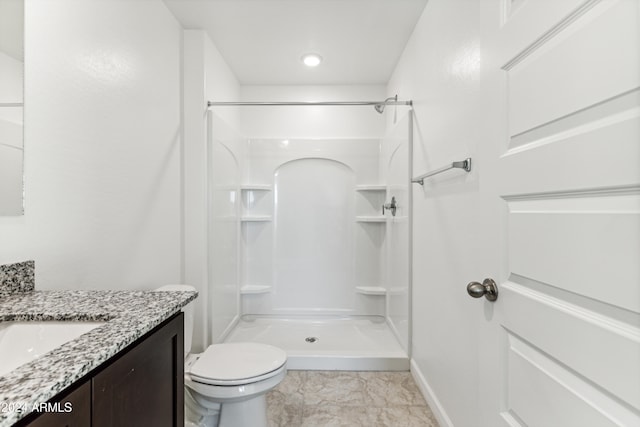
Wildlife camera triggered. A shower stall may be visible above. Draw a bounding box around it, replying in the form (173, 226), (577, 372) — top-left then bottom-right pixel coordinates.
(207, 99), (412, 370)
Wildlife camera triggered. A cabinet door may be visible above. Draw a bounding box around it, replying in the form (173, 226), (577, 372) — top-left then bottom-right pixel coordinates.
(25, 381), (91, 427)
(92, 314), (184, 427)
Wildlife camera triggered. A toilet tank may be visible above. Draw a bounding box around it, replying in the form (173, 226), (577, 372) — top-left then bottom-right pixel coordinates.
(154, 284), (196, 355)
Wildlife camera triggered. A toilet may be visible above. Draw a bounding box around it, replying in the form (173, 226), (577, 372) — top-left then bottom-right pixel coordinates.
(155, 285), (287, 427)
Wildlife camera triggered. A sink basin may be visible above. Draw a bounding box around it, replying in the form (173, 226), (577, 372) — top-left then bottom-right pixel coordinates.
(0, 321), (105, 377)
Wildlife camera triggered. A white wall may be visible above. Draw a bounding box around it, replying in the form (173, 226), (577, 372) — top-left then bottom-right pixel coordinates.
(183, 30), (241, 350)
(239, 85), (386, 138)
(0, 51), (23, 215)
(0, 0), (182, 290)
(205, 36), (241, 131)
(388, 0), (488, 426)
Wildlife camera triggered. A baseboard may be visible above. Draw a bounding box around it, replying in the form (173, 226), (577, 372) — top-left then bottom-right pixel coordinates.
(410, 358), (455, 427)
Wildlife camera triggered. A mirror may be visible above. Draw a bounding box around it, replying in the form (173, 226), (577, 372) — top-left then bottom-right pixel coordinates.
(0, 0), (24, 215)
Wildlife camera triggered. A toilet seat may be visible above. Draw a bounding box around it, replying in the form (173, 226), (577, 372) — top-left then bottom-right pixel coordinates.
(188, 342), (287, 386)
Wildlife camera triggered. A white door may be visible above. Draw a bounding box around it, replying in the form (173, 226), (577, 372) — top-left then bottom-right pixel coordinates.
(479, 0), (640, 425)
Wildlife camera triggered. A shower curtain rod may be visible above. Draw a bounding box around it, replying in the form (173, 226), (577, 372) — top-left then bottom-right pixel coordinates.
(207, 100), (412, 107)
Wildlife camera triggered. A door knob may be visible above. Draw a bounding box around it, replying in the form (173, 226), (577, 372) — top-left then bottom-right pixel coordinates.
(466, 278), (498, 302)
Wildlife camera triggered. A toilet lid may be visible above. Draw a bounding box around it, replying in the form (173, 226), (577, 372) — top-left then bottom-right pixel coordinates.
(189, 342), (287, 385)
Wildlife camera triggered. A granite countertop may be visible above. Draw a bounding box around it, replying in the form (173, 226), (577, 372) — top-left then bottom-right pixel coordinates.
(0, 289), (197, 426)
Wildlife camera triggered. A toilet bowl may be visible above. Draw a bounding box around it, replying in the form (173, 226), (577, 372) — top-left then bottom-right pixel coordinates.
(155, 285), (287, 427)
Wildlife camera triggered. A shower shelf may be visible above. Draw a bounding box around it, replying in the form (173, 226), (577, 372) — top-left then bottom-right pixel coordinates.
(240, 215), (272, 222)
(240, 185), (272, 191)
(240, 285), (272, 295)
(355, 286), (387, 296)
(356, 216), (386, 223)
(356, 185), (386, 191)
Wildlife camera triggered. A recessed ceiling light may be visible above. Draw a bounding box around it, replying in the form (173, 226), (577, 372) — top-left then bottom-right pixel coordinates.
(301, 53), (322, 67)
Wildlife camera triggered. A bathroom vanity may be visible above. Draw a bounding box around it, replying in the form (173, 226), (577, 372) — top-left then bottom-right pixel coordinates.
(0, 280), (197, 427)
(20, 313), (183, 427)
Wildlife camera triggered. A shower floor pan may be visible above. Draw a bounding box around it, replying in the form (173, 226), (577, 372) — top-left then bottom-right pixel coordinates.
(224, 315), (409, 371)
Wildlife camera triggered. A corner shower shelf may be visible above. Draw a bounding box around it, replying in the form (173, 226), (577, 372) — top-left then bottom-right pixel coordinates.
(356, 216), (386, 223)
(240, 215), (272, 222)
(240, 185), (272, 191)
(240, 285), (272, 295)
(387, 286), (408, 296)
(355, 286), (387, 296)
(356, 185), (386, 191)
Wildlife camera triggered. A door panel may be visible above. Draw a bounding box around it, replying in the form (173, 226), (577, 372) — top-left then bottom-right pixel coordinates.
(506, 332), (632, 427)
(503, 0), (639, 137)
(502, 282), (640, 410)
(500, 90), (640, 195)
(507, 196), (640, 312)
(484, 0), (640, 425)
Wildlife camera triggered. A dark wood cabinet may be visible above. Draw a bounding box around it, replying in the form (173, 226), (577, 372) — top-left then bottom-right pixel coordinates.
(20, 313), (184, 427)
(23, 381), (91, 427)
(92, 313), (184, 427)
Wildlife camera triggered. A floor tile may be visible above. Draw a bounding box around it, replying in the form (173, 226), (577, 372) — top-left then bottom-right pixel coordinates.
(302, 371), (367, 406)
(267, 370), (440, 427)
(300, 405), (372, 427)
(267, 371), (305, 426)
(373, 406), (439, 427)
(358, 371), (427, 407)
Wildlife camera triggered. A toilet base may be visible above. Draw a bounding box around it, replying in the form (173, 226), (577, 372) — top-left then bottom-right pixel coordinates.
(219, 395), (268, 427)
(185, 387), (220, 427)
(184, 352), (286, 427)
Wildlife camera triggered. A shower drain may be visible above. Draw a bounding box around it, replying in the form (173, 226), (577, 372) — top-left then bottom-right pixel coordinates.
(305, 337), (319, 343)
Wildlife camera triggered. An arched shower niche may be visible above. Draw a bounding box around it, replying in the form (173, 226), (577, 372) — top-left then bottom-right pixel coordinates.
(273, 158), (356, 313)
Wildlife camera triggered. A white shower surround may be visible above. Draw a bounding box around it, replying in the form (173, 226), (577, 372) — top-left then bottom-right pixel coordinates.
(208, 103), (412, 370)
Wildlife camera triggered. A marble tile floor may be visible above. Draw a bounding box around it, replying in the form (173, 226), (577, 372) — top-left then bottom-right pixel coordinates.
(267, 371), (440, 427)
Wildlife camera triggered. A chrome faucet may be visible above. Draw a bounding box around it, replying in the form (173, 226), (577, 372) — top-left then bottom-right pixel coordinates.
(382, 196), (397, 216)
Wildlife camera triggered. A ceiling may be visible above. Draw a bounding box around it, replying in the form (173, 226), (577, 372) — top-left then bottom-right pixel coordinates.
(163, 0), (428, 85)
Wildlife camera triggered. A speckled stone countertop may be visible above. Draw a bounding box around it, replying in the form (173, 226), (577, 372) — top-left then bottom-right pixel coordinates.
(0, 289), (197, 426)
(0, 261), (34, 297)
